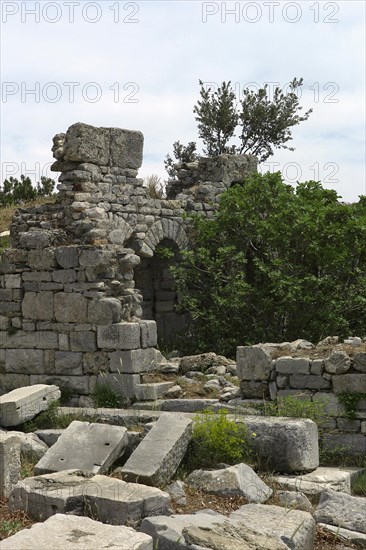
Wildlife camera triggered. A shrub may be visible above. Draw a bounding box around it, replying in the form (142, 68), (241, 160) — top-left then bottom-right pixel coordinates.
(186, 409), (253, 470)
(92, 383), (124, 409)
(262, 395), (326, 427)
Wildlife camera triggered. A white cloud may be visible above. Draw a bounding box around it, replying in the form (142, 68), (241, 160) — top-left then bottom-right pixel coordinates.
(1, 0), (365, 201)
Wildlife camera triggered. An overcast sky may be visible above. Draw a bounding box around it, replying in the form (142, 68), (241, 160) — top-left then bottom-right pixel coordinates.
(1, 0), (365, 201)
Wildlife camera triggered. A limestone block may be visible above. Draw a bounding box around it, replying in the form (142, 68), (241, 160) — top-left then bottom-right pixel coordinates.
(0, 433), (20, 498)
(276, 357), (310, 375)
(230, 504), (316, 550)
(97, 322), (141, 350)
(54, 351), (83, 375)
(134, 382), (175, 401)
(0, 374), (30, 393)
(121, 413), (193, 486)
(354, 352), (366, 372)
(8, 431), (48, 460)
(277, 491), (313, 512)
(64, 122), (110, 165)
(34, 421), (128, 475)
(0, 384), (60, 427)
(96, 373), (140, 400)
(332, 373), (366, 394)
(19, 231), (50, 249)
(140, 320), (158, 348)
(54, 292), (88, 323)
(69, 331), (96, 352)
(5, 349), (44, 374)
(9, 470), (169, 528)
(30, 374), (91, 395)
(186, 463), (272, 503)
(237, 345), (272, 381)
(0, 330), (58, 349)
(34, 429), (63, 447)
(88, 297), (122, 325)
(110, 348), (160, 374)
(272, 466), (363, 496)
(312, 392), (346, 416)
(55, 246), (79, 268)
(319, 523), (366, 547)
(241, 416), (319, 473)
(321, 433), (366, 455)
(52, 269), (76, 283)
(182, 522), (288, 550)
(28, 248), (56, 270)
(240, 379), (270, 399)
(5, 274), (22, 289)
(108, 127), (144, 169)
(289, 374), (331, 390)
(315, 489), (366, 534)
(324, 351), (351, 374)
(1, 513), (154, 549)
(22, 291), (54, 321)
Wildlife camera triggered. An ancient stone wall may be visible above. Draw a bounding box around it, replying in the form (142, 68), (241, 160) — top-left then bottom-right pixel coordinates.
(237, 342), (366, 455)
(0, 122), (257, 403)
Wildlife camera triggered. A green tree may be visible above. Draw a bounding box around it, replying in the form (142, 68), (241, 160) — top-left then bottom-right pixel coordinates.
(0, 175), (55, 207)
(165, 78), (312, 177)
(170, 173), (366, 357)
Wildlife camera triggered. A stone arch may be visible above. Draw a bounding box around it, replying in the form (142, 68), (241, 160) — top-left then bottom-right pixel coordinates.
(139, 219), (188, 258)
(107, 219), (133, 246)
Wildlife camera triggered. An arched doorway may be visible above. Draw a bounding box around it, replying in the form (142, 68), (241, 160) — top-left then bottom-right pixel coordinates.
(134, 238), (187, 347)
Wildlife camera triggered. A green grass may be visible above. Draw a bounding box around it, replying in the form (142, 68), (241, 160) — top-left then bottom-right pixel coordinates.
(352, 471), (366, 496)
(20, 400), (97, 431)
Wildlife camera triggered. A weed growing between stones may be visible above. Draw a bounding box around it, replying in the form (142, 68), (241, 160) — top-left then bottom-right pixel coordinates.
(338, 392), (366, 420)
(91, 383), (124, 409)
(352, 470), (366, 496)
(261, 395), (326, 426)
(19, 401), (96, 431)
(184, 409), (253, 471)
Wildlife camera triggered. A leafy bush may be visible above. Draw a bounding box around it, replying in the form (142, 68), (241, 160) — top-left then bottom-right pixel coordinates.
(0, 175), (55, 207)
(171, 172), (366, 356)
(186, 409), (253, 470)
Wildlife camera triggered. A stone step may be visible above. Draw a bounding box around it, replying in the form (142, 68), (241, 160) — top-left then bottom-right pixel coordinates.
(9, 469), (169, 527)
(119, 412), (193, 487)
(34, 420), (128, 475)
(2, 514), (153, 549)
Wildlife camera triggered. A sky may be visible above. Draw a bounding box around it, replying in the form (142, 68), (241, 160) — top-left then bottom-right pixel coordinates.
(0, 0), (365, 202)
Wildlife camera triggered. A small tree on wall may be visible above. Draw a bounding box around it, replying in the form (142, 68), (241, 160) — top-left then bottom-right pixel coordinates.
(165, 78), (312, 177)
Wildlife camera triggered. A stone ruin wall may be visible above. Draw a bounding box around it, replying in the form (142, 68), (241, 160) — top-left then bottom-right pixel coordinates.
(237, 342), (366, 455)
(0, 122), (257, 405)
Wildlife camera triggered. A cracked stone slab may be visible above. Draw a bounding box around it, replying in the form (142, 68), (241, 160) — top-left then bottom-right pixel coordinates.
(314, 489), (366, 534)
(1, 513), (153, 549)
(120, 412), (193, 487)
(272, 467), (364, 496)
(230, 504), (316, 550)
(9, 469), (170, 527)
(0, 385), (60, 427)
(34, 420), (128, 475)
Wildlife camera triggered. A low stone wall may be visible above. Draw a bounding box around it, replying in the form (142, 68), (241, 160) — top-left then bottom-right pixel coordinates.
(237, 342), (366, 454)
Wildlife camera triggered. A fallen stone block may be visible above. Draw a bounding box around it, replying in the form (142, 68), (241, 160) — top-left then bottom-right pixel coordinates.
(230, 503), (316, 550)
(314, 489), (366, 534)
(272, 466), (363, 496)
(9, 469), (170, 526)
(277, 491), (313, 513)
(8, 431), (48, 460)
(318, 523), (366, 547)
(34, 428), (63, 447)
(0, 384), (60, 427)
(237, 415), (319, 473)
(186, 463), (272, 503)
(34, 420), (128, 475)
(183, 521), (288, 550)
(0, 433), (20, 498)
(120, 412), (193, 486)
(1, 513), (153, 549)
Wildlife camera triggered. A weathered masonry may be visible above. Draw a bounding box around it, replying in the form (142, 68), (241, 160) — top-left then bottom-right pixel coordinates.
(0, 122), (257, 403)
